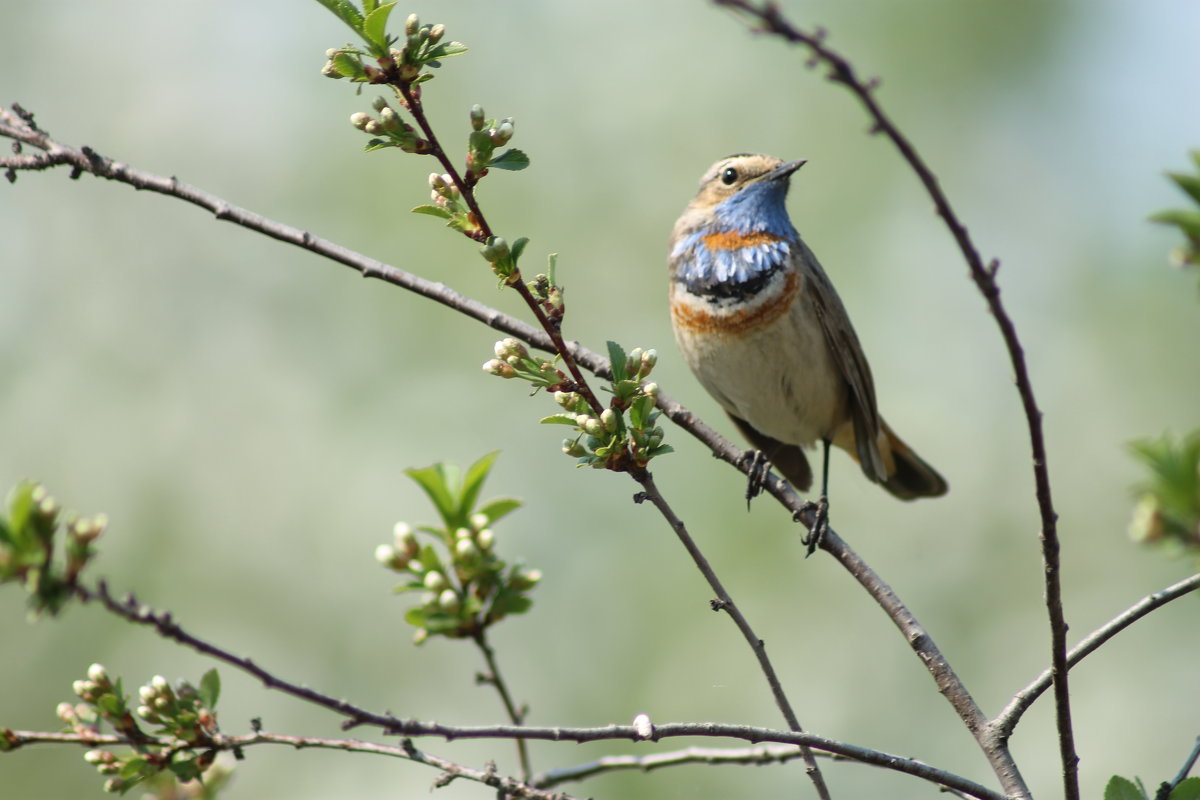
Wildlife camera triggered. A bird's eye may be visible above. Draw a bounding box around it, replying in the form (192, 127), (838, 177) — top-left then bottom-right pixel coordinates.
(720, 167), (738, 186)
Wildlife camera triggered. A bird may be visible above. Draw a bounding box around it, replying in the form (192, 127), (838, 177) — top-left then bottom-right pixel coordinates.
(668, 153), (947, 539)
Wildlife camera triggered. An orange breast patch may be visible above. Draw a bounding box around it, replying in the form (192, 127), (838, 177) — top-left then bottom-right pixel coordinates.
(671, 271), (800, 336)
(701, 230), (785, 251)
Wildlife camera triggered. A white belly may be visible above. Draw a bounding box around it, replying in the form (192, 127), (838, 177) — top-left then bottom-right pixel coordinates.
(671, 276), (847, 447)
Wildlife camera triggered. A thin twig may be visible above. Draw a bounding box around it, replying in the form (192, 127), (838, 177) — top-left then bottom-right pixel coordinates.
(995, 572), (1200, 739)
(394, 82), (604, 415)
(473, 631), (532, 782)
(633, 473), (831, 800)
(533, 743), (809, 787)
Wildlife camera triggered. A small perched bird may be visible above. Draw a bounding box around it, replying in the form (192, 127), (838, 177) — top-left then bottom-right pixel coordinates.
(668, 154), (947, 534)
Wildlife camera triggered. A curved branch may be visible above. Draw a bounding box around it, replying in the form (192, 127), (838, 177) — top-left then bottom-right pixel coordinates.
(994, 572), (1200, 738)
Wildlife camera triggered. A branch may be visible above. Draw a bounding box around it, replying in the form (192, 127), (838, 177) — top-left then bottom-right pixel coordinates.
(0, 729), (578, 800)
(994, 572), (1200, 738)
(633, 474), (830, 800)
(473, 631), (532, 782)
(533, 743), (809, 788)
(62, 577), (1001, 800)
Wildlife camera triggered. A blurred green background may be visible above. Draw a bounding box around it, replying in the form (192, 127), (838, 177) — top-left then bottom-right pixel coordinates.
(3, 2), (1199, 798)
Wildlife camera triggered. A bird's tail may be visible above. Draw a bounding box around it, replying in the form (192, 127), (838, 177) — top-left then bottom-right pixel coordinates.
(877, 419), (948, 501)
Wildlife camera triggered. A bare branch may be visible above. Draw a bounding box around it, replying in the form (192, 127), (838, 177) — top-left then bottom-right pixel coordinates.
(633, 474), (830, 800)
(472, 631), (532, 782)
(995, 572), (1200, 738)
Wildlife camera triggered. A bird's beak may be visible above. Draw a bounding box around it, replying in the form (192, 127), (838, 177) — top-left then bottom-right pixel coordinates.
(765, 159), (807, 182)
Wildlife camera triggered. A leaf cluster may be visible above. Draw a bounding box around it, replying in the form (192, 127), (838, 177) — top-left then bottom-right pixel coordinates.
(1128, 431), (1200, 556)
(63, 665), (224, 794)
(1149, 151), (1200, 278)
(0, 481), (104, 617)
(377, 452), (537, 643)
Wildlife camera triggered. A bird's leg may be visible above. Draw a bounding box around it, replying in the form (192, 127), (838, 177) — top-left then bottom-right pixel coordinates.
(801, 439), (832, 556)
(743, 449), (771, 508)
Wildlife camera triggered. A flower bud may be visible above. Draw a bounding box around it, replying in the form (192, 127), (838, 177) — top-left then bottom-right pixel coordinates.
(428, 24), (445, 44)
(482, 359), (516, 378)
(455, 527), (473, 541)
(476, 528), (495, 550)
(469, 104), (485, 131)
(562, 438), (587, 458)
(640, 349), (658, 374)
(87, 663), (109, 685)
(438, 588), (460, 613)
(380, 106), (401, 132)
(510, 569), (541, 591)
(494, 337), (528, 360)
(371, 96), (388, 112)
(423, 570), (447, 592)
(72, 680), (91, 699)
(393, 522), (418, 555)
(350, 112), (372, 131)
(405, 13), (419, 35)
(642, 382), (659, 398)
(56, 702), (76, 723)
(84, 749), (111, 765)
(455, 538), (479, 561)
(600, 408), (618, 432)
(374, 544), (403, 569)
(469, 513), (489, 531)
(138, 685), (156, 704)
(491, 121), (514, 145)
(583, 418), (605, 438)
(364, 120), (384, 135)
(136, 705), (159, 722)
(321, 61), (342, 78)
(151, 675), (171, 694)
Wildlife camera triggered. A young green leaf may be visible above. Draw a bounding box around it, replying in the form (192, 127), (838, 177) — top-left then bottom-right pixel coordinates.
(361, 2), (397, 50)
(411, 204), (454, 219)
(488, 149), (530, 171)
(1172, 778), (1200, 800)
(426, 41), (468, 60)
(459, 450), (500, 520)
(606, 341), (627, 382)
(198, 669), (220, 710)
(475, 497), (522, 526)
(314, 0), (365, 37)
(540, 413), (580, 426)
(405, 464), (459, 529)
(1104, 776), (1146, 800)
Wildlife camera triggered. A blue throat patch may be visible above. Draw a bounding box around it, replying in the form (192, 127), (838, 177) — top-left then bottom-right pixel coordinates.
(673, 179), (798, 298)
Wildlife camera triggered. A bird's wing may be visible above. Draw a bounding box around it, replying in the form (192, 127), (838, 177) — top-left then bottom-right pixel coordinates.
(794, 240), (888, 483)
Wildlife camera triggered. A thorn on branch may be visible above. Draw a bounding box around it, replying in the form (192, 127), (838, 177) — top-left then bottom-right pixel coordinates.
(987, 259), (1000, 278)
(709, 598), (729, 612)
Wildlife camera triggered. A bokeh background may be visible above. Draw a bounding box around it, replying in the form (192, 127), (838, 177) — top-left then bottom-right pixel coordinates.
(3, 2), (1199, 798)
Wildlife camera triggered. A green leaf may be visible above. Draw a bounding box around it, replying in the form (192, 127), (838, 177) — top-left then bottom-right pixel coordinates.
(510, 237), (530, 263)
(411, 204), (453, 219)
(405, 463), (459, 529)
(475, 497), (521, 525)
(460, 451), (500, 520)
(198, 668), (220, 710)
(425, 41), (468, 60)
(1172, 778), (1200, 800)
(331, 52), (366, 79)
(540, 413), (579, 426)
(606, 341), (626, 382)
(647, 444), (675, 458)
(362, 0), (379, 12)
(628, 394), (654, 428)
(364, 139), (394, 152)
(1149, 209), (1200, 240)
(361, 2), (396, 48)
(314, 0), (365, 36)
(1104, 775), (1147, 800)
(1166, 171), (1200, 205)
(488, 149), (530, 171)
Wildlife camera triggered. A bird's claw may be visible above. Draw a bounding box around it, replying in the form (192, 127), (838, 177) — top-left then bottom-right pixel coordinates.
(798, 495), (829, 557)
(744, 450), (771, 508)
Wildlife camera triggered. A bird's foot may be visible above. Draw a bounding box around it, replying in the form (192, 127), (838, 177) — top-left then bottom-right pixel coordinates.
(796, 495), (829, 557)
(743, 450), (771, 509)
